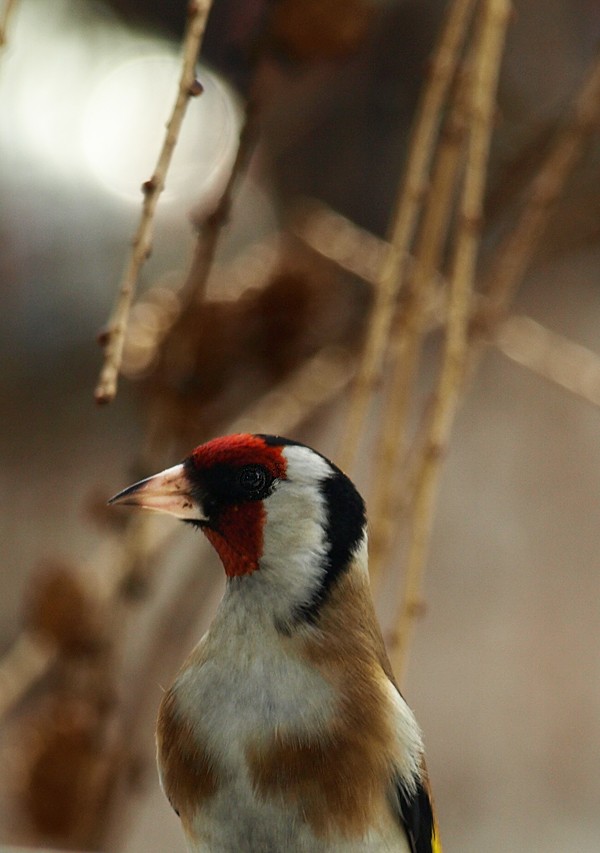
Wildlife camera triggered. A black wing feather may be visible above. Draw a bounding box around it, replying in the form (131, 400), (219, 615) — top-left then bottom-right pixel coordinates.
(394, 776), (437, 853)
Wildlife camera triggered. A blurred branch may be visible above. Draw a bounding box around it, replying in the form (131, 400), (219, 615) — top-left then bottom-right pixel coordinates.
(0, 524), (173, 723)
(291, 199), (386, 287)
(475, 47), (600, 332)
(389, 0), (511, 683)
(181, 97), (261, 305)
(321, 15), (600, 677)
(0, 0), (17, 50)
(228, 345), (355, 435)
(496, 315), (600, 408)
(297, 197), (600, 410)
(94, 0), (213, 404)
(297, 46), (600, 577)
(368, 66), (470, 588)
(338, 0), (478, 471)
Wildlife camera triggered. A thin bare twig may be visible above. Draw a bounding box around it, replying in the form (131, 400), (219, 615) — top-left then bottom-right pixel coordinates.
(338, 0), (478, 471)
(390, 0), (511, 683)
(95, 0), (213, 404)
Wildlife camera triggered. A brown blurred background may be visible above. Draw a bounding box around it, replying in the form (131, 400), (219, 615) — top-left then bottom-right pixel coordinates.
(1, 0), (600, 851)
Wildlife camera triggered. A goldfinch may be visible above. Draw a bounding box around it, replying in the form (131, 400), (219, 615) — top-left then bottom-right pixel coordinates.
(110, 434), (441, 852)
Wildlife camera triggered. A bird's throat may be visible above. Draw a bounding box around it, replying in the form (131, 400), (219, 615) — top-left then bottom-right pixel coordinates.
(203, 503), (264, 577)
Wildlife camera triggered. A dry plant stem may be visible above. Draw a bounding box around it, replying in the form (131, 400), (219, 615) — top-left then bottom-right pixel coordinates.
(291, 200), (387, 285)
(377, 305), (600, 564)
(390, 0), (511, 684)
(0, 0), (17, 49)
(338, 0), (478, 471)
(94, 0), (213, 404)
(496, 315), (600, 408)
(183, 98), (260, 306)
(477, 48), (600, 330)
(369, 71), (470, 587)
(295, 200), (600, 413)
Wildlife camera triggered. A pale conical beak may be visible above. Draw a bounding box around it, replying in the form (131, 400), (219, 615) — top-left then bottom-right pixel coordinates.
(108, 463), (207, 523)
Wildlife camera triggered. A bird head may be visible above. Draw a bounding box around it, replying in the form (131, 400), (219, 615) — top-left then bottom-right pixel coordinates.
(109, 434), (367, 625)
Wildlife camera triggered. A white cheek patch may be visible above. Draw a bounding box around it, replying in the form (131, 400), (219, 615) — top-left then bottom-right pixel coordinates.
(258, 446), (332, 619)
(352, 529), (369, 575)
(279, 444), (332, 485)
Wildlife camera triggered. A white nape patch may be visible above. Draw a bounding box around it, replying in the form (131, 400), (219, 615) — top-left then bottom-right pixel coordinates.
(352, 528), (369, 576)
(251, 444), (333, 625)
(280, 443), (333, 484)
(384, 677), (424, 793)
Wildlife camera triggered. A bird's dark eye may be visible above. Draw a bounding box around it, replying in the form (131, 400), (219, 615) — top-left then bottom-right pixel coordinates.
(238, 465), (271, 498)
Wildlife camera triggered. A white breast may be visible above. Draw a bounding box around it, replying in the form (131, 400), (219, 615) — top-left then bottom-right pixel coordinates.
(174, 584), (336, 757)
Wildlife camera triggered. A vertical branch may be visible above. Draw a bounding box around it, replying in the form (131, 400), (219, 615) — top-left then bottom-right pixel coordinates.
(95, 0), (213, 404)
(390, 0), (511, 683)
(368, 68), (470, 587)
(338, 0), (478, 471)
